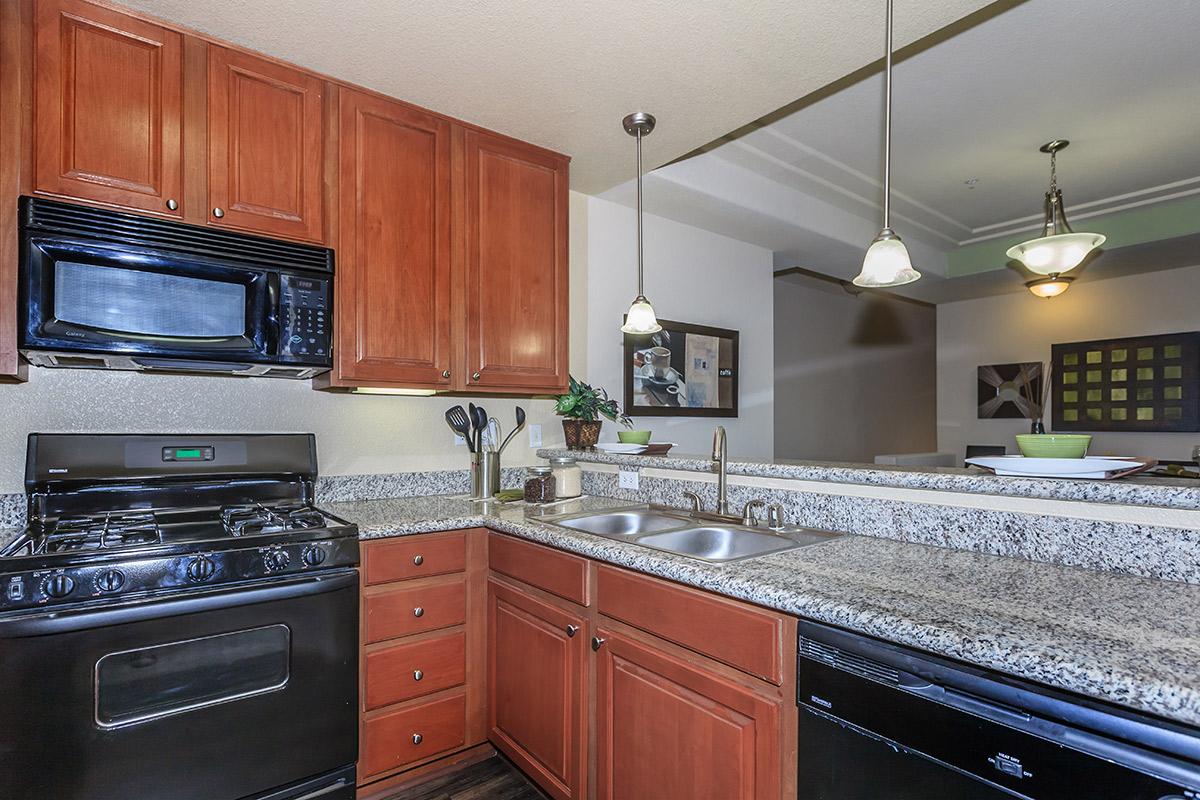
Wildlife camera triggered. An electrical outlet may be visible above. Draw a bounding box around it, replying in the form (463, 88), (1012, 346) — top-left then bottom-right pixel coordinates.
(528, 424), (543, 448)
(453, 434), (466, 447)
(618, 469), (640, 491)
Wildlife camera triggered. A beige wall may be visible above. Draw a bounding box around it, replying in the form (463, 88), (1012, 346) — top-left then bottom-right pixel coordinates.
(0, 190), (595, 494)
(773, 273), (937, 462)
(937, 263), (1200, 461)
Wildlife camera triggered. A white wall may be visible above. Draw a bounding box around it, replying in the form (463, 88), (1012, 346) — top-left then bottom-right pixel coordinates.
(774, 274), (937, 462)
(938, 263), (1200, 461)
(584, 195), (775, 459)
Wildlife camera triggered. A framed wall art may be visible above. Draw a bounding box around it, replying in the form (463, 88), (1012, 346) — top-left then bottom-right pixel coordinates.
(623, 318), (738, 417)
(978, 362), (1043, 419)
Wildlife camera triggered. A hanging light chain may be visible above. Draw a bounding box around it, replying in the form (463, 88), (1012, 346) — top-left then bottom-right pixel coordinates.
(635, 125), (644, 296)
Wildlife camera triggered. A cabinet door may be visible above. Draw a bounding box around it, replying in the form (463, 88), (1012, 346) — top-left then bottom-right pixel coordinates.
(34, 0), (183, 217)
(594, 629), (782, 800)
(487, 579), (586, 800)
(334, 88), (453, 387)
(462, 129), (569, 393)
(207, 46), (325, 242)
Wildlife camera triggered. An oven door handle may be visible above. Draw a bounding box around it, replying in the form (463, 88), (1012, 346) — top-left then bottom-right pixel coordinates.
(0, 569), (358, 638)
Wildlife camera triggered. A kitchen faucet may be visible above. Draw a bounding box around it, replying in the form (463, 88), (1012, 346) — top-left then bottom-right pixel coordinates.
(712, 426), (730, 516)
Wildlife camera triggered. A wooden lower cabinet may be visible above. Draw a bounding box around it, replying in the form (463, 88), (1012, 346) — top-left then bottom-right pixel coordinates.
(487, 578), (588, 800)
(594, 628), (783, 800)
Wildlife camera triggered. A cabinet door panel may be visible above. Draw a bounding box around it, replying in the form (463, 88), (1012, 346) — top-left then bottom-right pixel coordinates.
(335, 88), (453, 387)
(487, 579), (585, 800)
(463, 130), (568, 393)
(207, 46), (324, 241)
(595, 629), (782, 800)
(34, 0), (183, 216)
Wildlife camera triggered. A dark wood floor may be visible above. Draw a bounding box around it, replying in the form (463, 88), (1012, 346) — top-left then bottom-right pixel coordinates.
(378, 755), (549, 800)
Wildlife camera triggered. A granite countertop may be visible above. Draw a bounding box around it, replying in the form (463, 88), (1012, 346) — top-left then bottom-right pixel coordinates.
(537, 448), (1200, 510)
(329, 493), (1200, 728)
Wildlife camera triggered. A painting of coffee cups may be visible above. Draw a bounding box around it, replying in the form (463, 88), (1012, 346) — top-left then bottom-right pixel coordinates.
(623, 318), (738, 417)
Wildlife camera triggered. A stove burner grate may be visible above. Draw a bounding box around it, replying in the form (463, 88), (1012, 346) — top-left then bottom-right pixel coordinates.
(44, 513), (162, 553)
(221, 503), (327, 537)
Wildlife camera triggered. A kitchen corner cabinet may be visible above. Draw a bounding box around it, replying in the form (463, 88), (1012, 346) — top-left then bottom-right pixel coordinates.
(33, 0), (185, 217)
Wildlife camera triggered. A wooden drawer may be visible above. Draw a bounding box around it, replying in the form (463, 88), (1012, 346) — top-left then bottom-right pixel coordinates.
(596, 565), (785, 684)
(364, 532), (467, 585)
(365, 631), (466, 710)
(364, 578), (466, 644)
(362, 692), (467, 778)
(488, 533), (590, 606)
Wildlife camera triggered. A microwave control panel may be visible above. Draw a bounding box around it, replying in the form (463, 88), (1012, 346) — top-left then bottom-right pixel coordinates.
(280, 275), (330, 360)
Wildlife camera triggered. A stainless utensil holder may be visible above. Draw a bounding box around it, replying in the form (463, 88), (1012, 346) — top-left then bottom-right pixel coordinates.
(471, 450), (501, 499)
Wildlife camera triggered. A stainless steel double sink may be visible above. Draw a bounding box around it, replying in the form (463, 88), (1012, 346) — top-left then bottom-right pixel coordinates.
(542, 507), (842, 564)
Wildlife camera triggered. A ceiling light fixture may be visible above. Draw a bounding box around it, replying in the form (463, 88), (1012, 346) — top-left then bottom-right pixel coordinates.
(620, 112), (662, 335)
(1006, 140), (1105, 276)
(853, 0), (921, 289)
(1026, 274), (1073, 299)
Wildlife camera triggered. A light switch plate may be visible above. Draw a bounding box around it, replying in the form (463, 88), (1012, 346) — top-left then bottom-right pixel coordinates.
(453, 434), (466, 447)
(528, 424), (543, 448)
(618, 469), (639, 491)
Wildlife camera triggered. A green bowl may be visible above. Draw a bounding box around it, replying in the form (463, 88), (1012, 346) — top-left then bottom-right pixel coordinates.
(1015, 434), (1092, 458)
(618, 430), (652, 445)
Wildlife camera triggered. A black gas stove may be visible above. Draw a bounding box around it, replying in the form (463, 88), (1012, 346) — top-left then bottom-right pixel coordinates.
(1, 433), (358, 612)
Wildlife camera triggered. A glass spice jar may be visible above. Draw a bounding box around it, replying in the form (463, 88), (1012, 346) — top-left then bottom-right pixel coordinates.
(549, 456), (582, 499)
(524, 466), (556, 504)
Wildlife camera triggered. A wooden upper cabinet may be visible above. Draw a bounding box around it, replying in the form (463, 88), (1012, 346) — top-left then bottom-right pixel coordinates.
(333, 88), (453, 387)
(207, 46), (325, 242)
(462, 129), (569, 394)
(34, 0), (184, 217)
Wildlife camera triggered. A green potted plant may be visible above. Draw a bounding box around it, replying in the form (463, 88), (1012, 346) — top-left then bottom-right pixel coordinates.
(555, 376), (631, 449)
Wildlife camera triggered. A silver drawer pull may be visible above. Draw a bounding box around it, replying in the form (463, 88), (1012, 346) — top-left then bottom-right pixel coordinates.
(413, 607), (424, 618)
(566, 625), (579, 638)
(413, 669), (424, 681)
(413, 555), (424, 566)
(412, 733), (423, 745)
(165, 198), (178, 211)
(212, 207), (225, 218)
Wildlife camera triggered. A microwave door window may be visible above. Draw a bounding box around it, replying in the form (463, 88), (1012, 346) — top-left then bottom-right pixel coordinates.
(53, 261), (247, 339)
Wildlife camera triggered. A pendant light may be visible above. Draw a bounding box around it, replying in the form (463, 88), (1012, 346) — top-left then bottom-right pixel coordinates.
(1026, 274), (1073, 298)
(853, 0), (921, 288)
(1006, 140), (1105, 276)
(620, 112), (662, 335)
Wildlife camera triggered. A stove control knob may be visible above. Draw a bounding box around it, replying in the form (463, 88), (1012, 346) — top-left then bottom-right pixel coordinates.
(301, 545), (327, 567)
(94, 569), (126, 593)
(264, 550), (291, 572)
(42, 574), (75, 598)
(186, 556), (217, 583)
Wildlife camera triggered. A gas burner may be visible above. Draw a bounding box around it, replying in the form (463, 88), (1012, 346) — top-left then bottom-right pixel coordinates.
(43, 513), (161, 553)
(221, 503), (327, 537)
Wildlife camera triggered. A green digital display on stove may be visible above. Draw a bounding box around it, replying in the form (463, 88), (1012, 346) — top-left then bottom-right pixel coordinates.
(174, 449), (203, 459)
(162, 446), (211, 462)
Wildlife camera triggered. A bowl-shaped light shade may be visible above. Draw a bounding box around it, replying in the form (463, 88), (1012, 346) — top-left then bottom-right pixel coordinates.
(620, 295), (662, 334)
(852, 236), (921, 288)
(1006, 232), (1105, 276)
(1026, 275), (1073, 298)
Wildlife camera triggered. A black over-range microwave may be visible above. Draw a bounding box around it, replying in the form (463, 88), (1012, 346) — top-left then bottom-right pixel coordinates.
(18, 197), (334, 378)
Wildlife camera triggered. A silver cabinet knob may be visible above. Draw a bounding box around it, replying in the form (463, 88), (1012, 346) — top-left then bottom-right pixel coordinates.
(165, 198), (178, 211)
(412, 733), (423, 745)
(413, 554), (424, 566)
(566, 624), (579, 638)
(471, 372), (481, 381)
(413, 606), (424, 618)
(413, 669), (424, 681)
(591, 636), (605, 651)
(212, 207), (225, 218)
(441, 370), (451, 379)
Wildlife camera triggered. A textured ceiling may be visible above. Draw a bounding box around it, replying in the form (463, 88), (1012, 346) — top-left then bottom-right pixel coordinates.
(117, 0), (999, 193)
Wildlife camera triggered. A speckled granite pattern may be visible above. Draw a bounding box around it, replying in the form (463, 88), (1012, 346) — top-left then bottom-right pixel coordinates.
(0, 526), (22, 551)
(0, 493), (23, 529)
(328, 493), (1200, 727)
(315, 467), (526, 504)
(581, 470), (1200, 585)
(538, 448), (1200, 510)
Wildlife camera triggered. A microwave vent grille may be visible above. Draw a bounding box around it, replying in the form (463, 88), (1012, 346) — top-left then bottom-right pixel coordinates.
(21, 197), (333, 273)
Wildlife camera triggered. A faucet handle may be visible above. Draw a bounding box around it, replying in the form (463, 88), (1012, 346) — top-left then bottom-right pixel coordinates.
(741, 499), (766, 526)
(682, 491), (703, 514)
(767, 503), (785, 530)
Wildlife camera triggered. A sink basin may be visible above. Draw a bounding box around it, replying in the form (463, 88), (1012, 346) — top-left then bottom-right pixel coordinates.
(636, 526), (808, 562)
(552, 509), (691, 538)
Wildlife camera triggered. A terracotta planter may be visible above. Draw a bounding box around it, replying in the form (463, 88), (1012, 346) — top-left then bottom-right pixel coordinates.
(562, 419), (602, 450)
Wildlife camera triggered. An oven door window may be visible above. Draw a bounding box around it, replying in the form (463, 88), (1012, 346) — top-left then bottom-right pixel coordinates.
(95, 624), (290, 728)
(54, 260), (247, 338)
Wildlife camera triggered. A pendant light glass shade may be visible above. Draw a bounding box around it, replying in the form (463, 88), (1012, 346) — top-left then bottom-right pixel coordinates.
(1007, 141), (1105, 276)
(851, 0), (920, 289)
(1026, 275), (1073, 298)
(619, 112), (662, 335)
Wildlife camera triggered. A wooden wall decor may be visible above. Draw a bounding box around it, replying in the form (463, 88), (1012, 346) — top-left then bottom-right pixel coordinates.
(1051, 332), (1200, 432)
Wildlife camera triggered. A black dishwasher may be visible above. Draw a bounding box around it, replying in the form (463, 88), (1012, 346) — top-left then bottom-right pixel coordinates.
(797, 620), (1200, 799)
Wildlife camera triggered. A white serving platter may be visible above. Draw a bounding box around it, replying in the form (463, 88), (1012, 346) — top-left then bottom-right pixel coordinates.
(966, 455), (1147, 479)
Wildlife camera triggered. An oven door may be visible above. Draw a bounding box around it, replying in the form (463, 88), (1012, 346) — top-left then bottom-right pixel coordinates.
(21, 235), (276, 361)
(0, 570), (358, 800)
